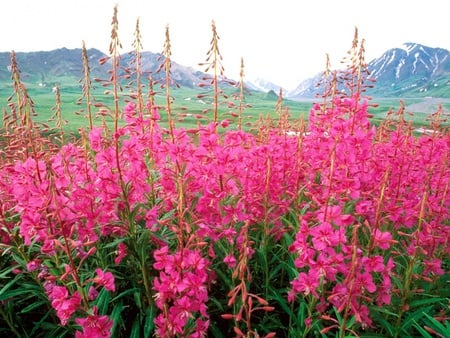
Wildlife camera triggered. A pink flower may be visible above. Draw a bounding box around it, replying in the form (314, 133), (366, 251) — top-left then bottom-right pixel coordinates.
(123, 102), (136, 122)
(223, 254), (237, 268)
(75, 307), (113, 338)
(353, 303), (373, 328)
(310, 222), (343, 250)
(145, 206), (159, 230)
(361, 255), (385, 273)
(376, 278), (392, 306)
(355, 271), (377, 293)
(88, 286), (99, 301)
(220, 119), (230, 128)
(423, 258), (444, 276)
(304, 317), (312, 328)
(26, 259), (41, 272)
(93, 269), (115, 292)
(318, 205), (354, 226)
(114, 242), (127, 265)
(290, 269), (321, 299)
(153, 246), (175, 273)
(373, 229), (393, 250)
(89, 127), (103, 152)
(48, 286), (82, 326)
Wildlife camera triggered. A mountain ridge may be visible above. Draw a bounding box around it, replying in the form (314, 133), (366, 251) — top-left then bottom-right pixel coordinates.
(0, 48), (211, 90)
(287, 42), (450, 99)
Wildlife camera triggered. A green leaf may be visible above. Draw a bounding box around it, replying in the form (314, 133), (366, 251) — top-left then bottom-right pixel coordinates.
(370, 315), (394, 336)
(411, 323), (434, 338)
(138, 230), (152, 261)
(0, 286), (30, 302)
(421, 312), (450, 336)
(20, 299), (48, 313)
(400, 306), (434, 332)
(333, 306), (343, 324)
(370, 306), (399, 318)
(212, 267), (233, 290)
(144, 306), (156, 338)
(0, 272), (23, 301)
(95, 288), (111, 315)
(111, 287), (139, 302)
(130, 318), (141, 338)
(110, 301), (125, 337)
(0, 262), (20, 278)
(346, 315), (356, 329)
(269, 287), (293, 317)
(133, 289), (143, 309)
(409, 296), (447, 308)
(102, 237), (125, 250)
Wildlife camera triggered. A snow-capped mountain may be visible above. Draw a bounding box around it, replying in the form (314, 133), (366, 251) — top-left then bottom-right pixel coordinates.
(246, 78), (288, 95)
(286, 74), (322, 99)
(288, 43), (450, 99)
(369, 42), (449, 82)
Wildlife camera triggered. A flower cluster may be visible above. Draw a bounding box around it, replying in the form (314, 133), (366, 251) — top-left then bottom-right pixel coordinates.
(153, 246), (210, 337)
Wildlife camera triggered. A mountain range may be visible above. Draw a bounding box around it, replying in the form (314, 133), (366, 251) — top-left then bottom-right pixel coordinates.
(0, 48), (206, 89)
(1, 43), (450, 99)
(288, 43), (450, 99)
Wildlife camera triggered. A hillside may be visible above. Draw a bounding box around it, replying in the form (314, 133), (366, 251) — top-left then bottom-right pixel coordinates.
(0, 48), (106, 85)
(0, 48), (209, 90)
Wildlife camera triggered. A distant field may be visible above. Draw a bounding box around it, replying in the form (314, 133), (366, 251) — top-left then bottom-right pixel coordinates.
(0, 83), (311, 132)
(1, 81), (447, 133)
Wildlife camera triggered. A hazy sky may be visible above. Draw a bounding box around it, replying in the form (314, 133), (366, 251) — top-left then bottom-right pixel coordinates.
(1, 0), (449, 90)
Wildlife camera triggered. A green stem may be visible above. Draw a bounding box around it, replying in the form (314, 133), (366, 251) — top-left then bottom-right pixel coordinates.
(394, 188), (428, 337)
(140, 257), (154, 307)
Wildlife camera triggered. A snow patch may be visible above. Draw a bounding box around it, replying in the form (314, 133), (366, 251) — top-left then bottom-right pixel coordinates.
(412, 52), (420, 73)
(395, 59), (405, 79)
(398, 42), (417, 55)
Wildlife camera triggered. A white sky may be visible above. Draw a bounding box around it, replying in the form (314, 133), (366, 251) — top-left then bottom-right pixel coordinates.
(1, 0), (449, 90)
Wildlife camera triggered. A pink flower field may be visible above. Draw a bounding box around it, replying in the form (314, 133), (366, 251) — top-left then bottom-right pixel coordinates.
(0, 9), (448, 338)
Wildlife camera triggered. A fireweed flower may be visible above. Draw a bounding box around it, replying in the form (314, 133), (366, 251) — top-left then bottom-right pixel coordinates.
(153, 247), (210, 337)
(361, 255), (385, 273)
(89, 127), (104, 152)
(26, 259), (41, 272)
(114, 242), (127, 265)
(145, 206), (159, 230)
(75, 307), (113, 338)
(310, 221), (344, 251)
(423, 258), (444, 276)
(372, 229), (394, 250)
(88, 286), (99, 301)
(47, 285), (82, 326)
(93, 269), (115, 292)
(289, 269), (322, 300)
(223, 254), (237, 268)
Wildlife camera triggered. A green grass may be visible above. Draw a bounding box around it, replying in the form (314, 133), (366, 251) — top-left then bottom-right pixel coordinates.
(1, 80), (447, 133)
(0, 82), (311, 132)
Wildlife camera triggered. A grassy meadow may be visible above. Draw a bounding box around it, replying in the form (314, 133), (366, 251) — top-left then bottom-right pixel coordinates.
(0, 84), (314, 132)
(1, 71), (447, 134)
